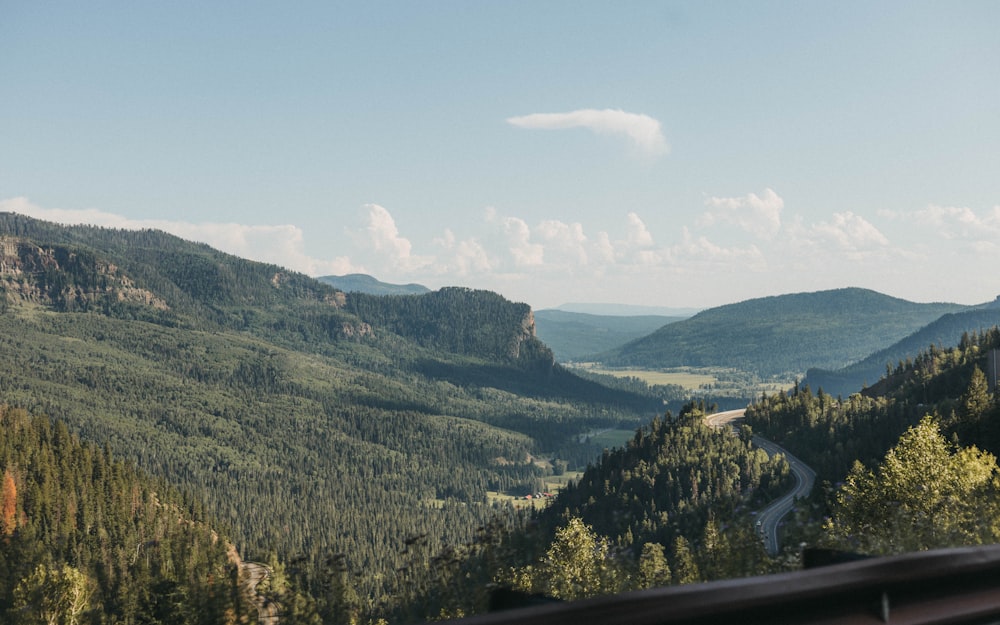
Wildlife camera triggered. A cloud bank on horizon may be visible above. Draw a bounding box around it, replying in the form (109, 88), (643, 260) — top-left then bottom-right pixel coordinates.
(2, 3), (996, 311)
(4, 188), (998, 310)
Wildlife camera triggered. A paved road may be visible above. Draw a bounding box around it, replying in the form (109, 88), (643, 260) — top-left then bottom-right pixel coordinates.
(242, 562), (281, 625)
(705, 409), (816, 555)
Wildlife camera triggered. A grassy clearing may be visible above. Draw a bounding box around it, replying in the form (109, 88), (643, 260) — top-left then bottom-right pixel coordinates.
(486, 470), (584, 510)
(582, 428), (635, 449)
(571, 364), (796, 397)
(569, 365), (718, 390)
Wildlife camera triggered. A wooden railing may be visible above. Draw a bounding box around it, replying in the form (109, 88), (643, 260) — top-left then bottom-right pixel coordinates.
(450, 544), (1000, 625)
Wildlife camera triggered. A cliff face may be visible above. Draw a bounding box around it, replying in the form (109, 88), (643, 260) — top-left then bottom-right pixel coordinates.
(0, 236), (168, 311)
(343, 287), (554, 367)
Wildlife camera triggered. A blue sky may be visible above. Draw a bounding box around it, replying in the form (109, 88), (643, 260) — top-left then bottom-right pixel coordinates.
(2, 2), (998, 309)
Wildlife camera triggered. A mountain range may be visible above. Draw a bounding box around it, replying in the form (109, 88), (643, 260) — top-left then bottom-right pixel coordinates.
(533, 309), (684, 362)
(3, 213), (1000, 622)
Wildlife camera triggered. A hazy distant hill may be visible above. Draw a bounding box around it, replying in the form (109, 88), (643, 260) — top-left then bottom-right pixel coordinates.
(534, 309), (682, 362)
(556, 302), (701, 316)
(805, 301), (1000, 396)
(600, 288), (969, 377)
(317, 273), (430, 295)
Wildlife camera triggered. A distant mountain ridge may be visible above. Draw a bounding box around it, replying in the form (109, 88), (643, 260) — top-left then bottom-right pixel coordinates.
(318, 273), (430, 295)
(599, 288), (970, 378)
(805, 303), (1000, 396)
(534, 309), (683, 362)
(556, 302), (701, 317)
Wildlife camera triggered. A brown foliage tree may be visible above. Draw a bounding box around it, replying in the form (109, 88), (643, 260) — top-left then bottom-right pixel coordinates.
(1, 468), (16, 536)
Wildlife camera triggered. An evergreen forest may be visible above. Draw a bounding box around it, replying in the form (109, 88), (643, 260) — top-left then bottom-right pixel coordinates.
(0, 405), (249, 624)
(5, 213), (1000, 623)
(0, 214), (661, 621)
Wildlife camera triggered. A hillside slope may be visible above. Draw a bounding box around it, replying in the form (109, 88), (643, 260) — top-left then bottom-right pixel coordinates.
(0, 405), (248, 625)
(805, 302), (1000, 396)
(0, 213), (657, 604)
(600, 288), (968, 377)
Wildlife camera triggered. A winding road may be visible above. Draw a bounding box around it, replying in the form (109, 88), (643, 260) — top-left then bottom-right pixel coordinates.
(706, 409), (816, 555)
(241, 561), (281, 625)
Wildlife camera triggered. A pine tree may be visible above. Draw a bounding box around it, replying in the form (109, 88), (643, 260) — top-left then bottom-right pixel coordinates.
(636, 542), (670, 589)
(962, 365), (992, 423)
(671, 536), (700, 585)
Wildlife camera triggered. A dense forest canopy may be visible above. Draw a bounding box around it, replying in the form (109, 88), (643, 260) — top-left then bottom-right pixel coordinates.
(0, 214), (661, 618)
(0, 405), (247, 625)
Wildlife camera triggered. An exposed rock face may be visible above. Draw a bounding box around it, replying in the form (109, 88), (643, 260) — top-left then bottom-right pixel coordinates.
(0, 236), (168, 310)
(326, 291), (347, 307)
(341, 321), (374, 338)
(508, 310), (538, 359)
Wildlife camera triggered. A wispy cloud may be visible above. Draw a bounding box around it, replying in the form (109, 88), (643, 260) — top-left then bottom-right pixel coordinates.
(507, 108), (669, 156)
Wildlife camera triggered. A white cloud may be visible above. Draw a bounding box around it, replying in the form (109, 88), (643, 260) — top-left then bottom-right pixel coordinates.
(673, 227), (766, 270)
(700, 188), (784, 239)
(433, 228), (493, 276)
(10, 194), (982, 311)
(507, 108), (669, 156)
(500, 215), (544, 267)
(592, 231), (616, 264)
(625, 212), (654, 247)
(912, 204), (1000, 239)
(536, 219), (589, 265)
(360, 203), (433, 272)
(483, 209), (672, 273)
(0, 196), (357, 276)
(809, 211), (889, 250)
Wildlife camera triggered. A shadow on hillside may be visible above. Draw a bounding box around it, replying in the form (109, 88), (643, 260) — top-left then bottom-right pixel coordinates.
(413, 359), (659, 412)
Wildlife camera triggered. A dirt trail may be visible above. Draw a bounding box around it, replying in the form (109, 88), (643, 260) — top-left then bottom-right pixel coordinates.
(241, 561), (281, 625)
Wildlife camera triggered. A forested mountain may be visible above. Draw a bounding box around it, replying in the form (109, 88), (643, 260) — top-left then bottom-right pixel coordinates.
(0, 213), (659, 619)
(533, 310), (682, 362)
(0, 405), (249, 624)
(599, 288), (968, 377)
(747, 327), (1000, 489)
(391, 327), (1000, 621)
(804, 302), (1000, 397)
(377, 401), (792, 620)
(317, 273), (430, 296)
(537, 401), (789, 568)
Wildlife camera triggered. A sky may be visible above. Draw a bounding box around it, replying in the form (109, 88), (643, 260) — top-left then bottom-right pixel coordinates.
(2, 1), (999, 310)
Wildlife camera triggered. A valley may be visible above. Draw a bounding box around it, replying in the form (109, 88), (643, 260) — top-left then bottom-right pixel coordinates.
(2, 216), (1000, 623)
